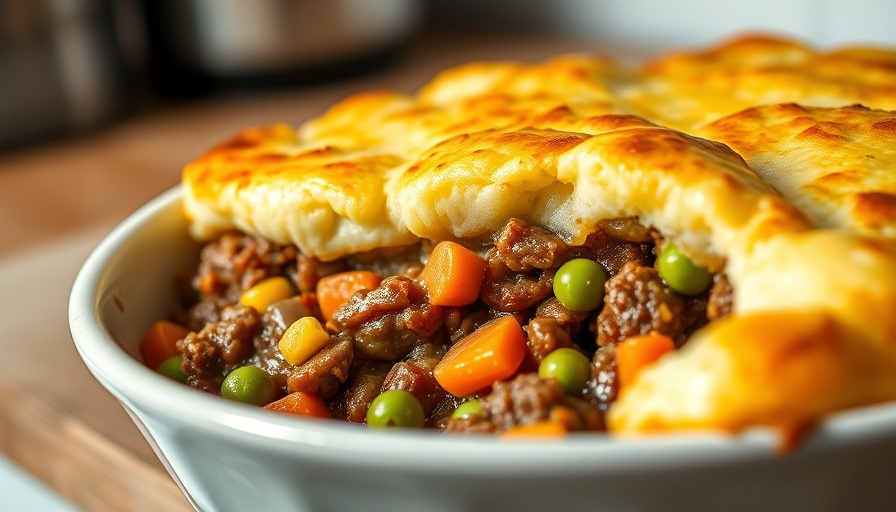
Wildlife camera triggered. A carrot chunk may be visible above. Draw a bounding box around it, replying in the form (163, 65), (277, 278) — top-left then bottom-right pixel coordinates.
(316, 270), (382, 321)
(501, 421), (568, 439)
(264, 391), (333, 419)
(422, 241), (486, 306)
(433, 316), (528, 397)
(139, 320), (190, 370)
(615, 332), (676, 387)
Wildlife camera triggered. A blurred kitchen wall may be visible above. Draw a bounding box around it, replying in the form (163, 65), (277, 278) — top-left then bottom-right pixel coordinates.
(427, 0), (896, 54)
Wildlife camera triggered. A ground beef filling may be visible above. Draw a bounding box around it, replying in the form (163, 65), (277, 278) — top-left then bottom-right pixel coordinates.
(172, 219), (733, 434)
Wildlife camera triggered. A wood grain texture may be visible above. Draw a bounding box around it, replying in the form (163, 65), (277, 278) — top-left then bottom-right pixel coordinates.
(0, 380), (190, 512)
(0, 228), (190, 511)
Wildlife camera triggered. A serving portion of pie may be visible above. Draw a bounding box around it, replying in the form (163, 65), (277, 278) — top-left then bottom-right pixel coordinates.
(168, 35), (896, 438)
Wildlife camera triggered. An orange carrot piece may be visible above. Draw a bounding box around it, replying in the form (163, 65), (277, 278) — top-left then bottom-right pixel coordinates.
(139, 320), (190, 370)
(264, 391), (333, 419)
(501, 421), (567, 439)
(198, 273), (218, 296)
(422, 241), (486, 306)
(615, 332), (676, 387)
(433, 316), (528, 397)
(316, 270), (383, 322)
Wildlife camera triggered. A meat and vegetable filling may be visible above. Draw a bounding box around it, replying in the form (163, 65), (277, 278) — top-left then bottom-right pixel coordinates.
(140, 218), (733, 435)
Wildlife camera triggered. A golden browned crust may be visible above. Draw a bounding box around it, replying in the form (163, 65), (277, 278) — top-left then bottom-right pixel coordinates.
(608, 232), (896, 433)
(630, 35), (896, 131)
(182, 123), (418, 260)
(699, 103), (896, 236)
(181, 35), (896, 437)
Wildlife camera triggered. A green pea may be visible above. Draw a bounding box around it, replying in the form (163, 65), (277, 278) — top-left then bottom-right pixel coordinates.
(656, 243), (713, 296)
(366, 390), (425, 428)
(221, 366), (276, 406)
(538, 347), (591, 396)
(553, 258), (608, 312)
(157, 355), (188, 383)
(451, 399), (483, 420)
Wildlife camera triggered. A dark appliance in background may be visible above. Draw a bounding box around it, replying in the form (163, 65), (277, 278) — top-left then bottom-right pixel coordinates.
(0, 0), (136, 148)
(140, 0), (422, 97)
(0, 0), (421, 147)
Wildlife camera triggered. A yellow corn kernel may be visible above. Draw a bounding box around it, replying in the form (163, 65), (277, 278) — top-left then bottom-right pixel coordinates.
(239, 276), (294, 312)
(279, 317), (331, 365)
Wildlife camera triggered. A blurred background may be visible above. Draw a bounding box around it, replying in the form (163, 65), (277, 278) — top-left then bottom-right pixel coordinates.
(2, 0), (895, 150)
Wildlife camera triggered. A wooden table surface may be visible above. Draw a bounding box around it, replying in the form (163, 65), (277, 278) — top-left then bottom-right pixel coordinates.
(0, 30), (597, 511)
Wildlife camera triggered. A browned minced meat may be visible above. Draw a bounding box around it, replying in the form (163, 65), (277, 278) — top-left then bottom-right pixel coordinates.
(445, 374), (562, 433)
(295, 254), (347, 294)
(486, 374), (566, 430)
(382, 343), (455, 426)
(524, 317), (577, 364)
(443, 308), (485, 344)
(490, 218), (569, 272)
(177, 304), (261, 393)
(708, 274), (734, 320)
(562, 395), (605, 431)
(524, 298), (591, 364)
(585, 345), (618, 412)
(445, 373), (603, 433)
(596, 217), (654, 243)
(481, 264), (556, 312)
(287, 334), (353, 400)
(331, 346), (457, 426)
(535, 297), (590, 328)
(489, 217), (652, 275)
(573, 227), (654, 275)
(445, 413), (498, 434)
(169, 217), (733, 431)
(481, 219), (654, 314)
(187, 232), (299, 330)
(480, 220), (563, 312)
(330, 362), (390, 423)
(330, 276), (447, 361)
(183, 297), (229, 333)
(594, 261), (686, 346)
